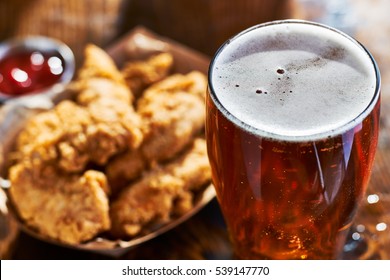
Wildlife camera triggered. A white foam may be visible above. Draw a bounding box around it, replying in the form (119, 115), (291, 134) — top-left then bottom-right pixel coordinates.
(210, 20), (378, 141)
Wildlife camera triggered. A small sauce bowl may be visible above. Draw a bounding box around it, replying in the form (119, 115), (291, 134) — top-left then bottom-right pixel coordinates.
(0, 36), (75, 102)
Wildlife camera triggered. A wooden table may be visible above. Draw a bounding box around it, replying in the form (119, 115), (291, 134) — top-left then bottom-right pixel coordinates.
(1, 0), (390, 260)
(5, 199), (230, 260)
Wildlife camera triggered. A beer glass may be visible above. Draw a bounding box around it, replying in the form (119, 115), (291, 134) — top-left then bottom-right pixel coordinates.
(206, 20), (380, 259)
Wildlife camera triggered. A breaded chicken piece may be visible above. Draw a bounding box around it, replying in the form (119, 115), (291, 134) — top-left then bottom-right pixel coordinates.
(84, 102), (143, 166)
(73, 80), (143, 165)
(110, 138), (211, 238)
(73, 44), (133, 104)
(105, 149), (146, 195)
(141, 71), (207, 100)
(16, 101), (91, 172)
(16, 99), (143, 172)
(16, 110), (62, 151)
(70, 44), (144, 165)
(77, 44), (125, 84)
(106, 71), (207, 190)
(17, 44), (144, 172)
(138, 89), (205, 161)
(121, 53), (173, 98)
(8, 162), (110, 245)
(74, 77), (132, 105)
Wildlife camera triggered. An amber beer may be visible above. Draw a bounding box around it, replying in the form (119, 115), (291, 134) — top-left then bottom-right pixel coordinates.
(206, 20), (381, 259)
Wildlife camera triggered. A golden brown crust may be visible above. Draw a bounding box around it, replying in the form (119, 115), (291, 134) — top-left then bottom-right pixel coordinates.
(106, 149), (147, 195)
(9, 163), (110, 245)
(121, 52), (174, 98)
(106, 71), (207, 190)
(16, 98), (143, 173)
(140, 71), (207, 101)
(77, 44), (126, 84)
(110, 138), (211, 238)
(75, 77), (133, 105)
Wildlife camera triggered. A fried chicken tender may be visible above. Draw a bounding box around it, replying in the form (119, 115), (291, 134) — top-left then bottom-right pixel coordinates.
(83, 101), (142, 166)
(70, 44), (144, 165)
(138, 72), (206, 161)
(17, 44), (144, 172)
(142, 71), (207, 99)
(8, 162), (110, 245)
(106, 71), (207, 191)
(16, 98), (142, 172)
(121, 52), (174, 98)
(16, 101), (91, 172)
(75, 77), (133, 105)
(77, 44), (125, 84)
(74, 44), (132, 103)
(105, 149), (146, 195)
(110, 138), (211, 238)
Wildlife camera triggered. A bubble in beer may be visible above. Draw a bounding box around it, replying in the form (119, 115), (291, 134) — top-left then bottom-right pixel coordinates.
(352, 232), (361, 241)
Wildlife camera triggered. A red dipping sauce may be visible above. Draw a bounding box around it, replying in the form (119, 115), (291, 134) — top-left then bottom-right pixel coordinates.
(0, 36), (75, 101)
(0, 49), (65, 96)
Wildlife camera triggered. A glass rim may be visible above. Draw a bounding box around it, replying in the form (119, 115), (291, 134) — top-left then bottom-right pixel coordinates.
(208, 19), (381, 142)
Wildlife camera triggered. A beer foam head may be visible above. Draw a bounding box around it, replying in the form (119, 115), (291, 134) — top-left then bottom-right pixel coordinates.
(209, 20), (379, 141)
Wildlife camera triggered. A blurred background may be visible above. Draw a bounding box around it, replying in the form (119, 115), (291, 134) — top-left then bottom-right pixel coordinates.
(0, 0), (295, 62)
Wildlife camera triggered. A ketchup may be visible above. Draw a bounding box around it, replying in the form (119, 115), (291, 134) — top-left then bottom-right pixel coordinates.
(0, 48), (66, 97)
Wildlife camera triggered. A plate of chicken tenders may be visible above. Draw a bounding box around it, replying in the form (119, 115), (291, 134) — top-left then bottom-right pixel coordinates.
(0, 27), (214, 255)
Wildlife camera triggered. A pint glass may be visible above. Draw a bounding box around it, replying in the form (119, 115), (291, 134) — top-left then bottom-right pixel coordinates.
(206, 20), (381, 259)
